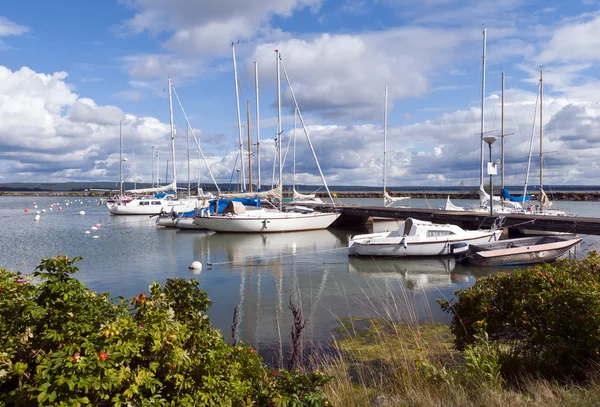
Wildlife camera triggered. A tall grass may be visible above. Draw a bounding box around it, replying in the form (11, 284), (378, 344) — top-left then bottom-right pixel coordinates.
(299, 268), (600, 406)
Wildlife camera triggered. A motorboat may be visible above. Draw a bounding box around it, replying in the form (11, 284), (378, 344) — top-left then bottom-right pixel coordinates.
(465, 235), (582, 267)
(348, 217), (502, 257)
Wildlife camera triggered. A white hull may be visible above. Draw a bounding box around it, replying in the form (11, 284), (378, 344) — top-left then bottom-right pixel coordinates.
(352, 230), (501, 257)
(108, 198), (199, 216)
(192, 209), (340, 233)
(175, 217), (206, 230)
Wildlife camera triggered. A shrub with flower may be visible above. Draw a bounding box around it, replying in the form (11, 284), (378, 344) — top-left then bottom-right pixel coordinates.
(0, 255), (331, 406)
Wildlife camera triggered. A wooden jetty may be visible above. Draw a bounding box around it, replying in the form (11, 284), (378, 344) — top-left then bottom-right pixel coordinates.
(325, 205), (600, 235)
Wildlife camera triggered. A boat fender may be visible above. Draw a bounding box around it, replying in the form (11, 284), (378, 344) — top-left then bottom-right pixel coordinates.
(400, 237), (407, 249)
(450, 242), (469, 256)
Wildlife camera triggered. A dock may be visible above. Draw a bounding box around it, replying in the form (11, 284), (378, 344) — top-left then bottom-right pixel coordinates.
(327, 205), (600, 235)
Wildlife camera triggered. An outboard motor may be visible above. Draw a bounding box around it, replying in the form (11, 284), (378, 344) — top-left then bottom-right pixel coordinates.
(449, 242), (469, 260)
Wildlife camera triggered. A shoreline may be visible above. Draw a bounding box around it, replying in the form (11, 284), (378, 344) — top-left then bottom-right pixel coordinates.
(3, 190), (600, 201)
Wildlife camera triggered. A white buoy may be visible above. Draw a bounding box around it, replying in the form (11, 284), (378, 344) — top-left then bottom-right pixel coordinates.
(189, 261), (203, 273)
(42, 209), (46, 213)
(34, 205), (38, 209)
(91, 226), (98, 231)
(34, 215), (41, 221)
(79, 211), (85, 215)
(49, 208), (53, 211)
(92, 235), (100, 239)
(66, 203), (69, 206)
(84, 230), (91, 235)
(36, 211), (40, 215)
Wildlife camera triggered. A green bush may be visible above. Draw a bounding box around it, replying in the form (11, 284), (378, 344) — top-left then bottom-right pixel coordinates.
(439, 251), (600, 379)
(0, 255), (331, 406)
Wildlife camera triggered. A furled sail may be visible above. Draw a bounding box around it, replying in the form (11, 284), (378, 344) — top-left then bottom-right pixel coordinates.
(478, 185), (501, 203)
(293, 189), (316, 200)
(539, 189), (552, 208)
(384, 190), (409, 203)
(219, 184), (282, 199)
(444, 196), (465, 211)
(126, 181), (176, 194)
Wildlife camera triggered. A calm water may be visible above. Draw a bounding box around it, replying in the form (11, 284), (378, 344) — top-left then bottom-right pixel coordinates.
(2, 196), (599, 361)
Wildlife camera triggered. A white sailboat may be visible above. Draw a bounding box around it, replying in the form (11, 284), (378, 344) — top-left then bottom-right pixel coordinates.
(108, 77), (205, 216)
(192, 49), (339, 233)
(382, 85), (409, 207)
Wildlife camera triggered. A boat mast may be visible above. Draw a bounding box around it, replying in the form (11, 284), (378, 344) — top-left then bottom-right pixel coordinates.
(539, 68), (544, 212)
(293, 107), (297, 195)
(383, 85), (388, 206)
(501, 72), (505, 192)
(247, 100), (253, 192)
(132, 151), (137, 190)
(480, 29), (487, 188)
(187, 121), (191, 197)
(156, 150), (160, 186)
(279, 56), (336, 206)
(276, 49), (282, 211)
(119, 120), (123, 197)
(231, 42), (246, 192)
(151, 145), (155, 188)
(255, 61), (261, 191)
(168, 76), (177, 198)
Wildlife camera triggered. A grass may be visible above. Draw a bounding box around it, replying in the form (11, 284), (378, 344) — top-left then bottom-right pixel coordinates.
(312, 316), (600, 407)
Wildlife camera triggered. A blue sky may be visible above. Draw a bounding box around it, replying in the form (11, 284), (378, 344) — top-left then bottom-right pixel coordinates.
(1, 0), (600, 188)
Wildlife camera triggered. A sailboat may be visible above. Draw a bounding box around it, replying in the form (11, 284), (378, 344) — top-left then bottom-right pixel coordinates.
(108, 77), (206, 216)
(382, 85), (409, 207)
(192, 49), (340, 233)
(443, 31), (521, 214)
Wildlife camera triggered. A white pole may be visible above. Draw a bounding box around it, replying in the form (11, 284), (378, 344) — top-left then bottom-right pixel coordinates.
(119, 121), (123, 196)
(168, 76), (177, 198)
(293, 107), (297, 195)
(231, 42), (246, 191)
(480, 28), (487, 188)
(187, 122), (191, 196)
(156, 151), (160, 186)
(132, 151), (136, 190)
(383, 85), (388, 206)
(276, 50), (282, 211)
(255, 60), (261, 191)
(151, 145), (155, 188)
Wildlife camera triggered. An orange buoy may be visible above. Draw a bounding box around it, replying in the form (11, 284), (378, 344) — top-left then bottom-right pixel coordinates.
(24, 208), (30, 213)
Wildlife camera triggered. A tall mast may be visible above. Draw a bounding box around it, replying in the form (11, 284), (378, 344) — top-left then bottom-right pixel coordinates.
(151, 145), (155, 188)
(156, 150), (160, 186)
(383, 85), (388, 205)
(132, 151), (137, 190)
(247, 100), (253, 192)
(255, 61), (261, 191)
(276, 49), (282, 211)
(293, 107), (297, 194)
(197, 142), (201, 194)
(119, 120), (123, 196)
(539, 69), (543, 210)
(479, 28), (487, 188)
(187, 121), (191, 196)
(167, 76), (177, 198)
(501, 71), (505, 192)
(231, 42), (246, 191)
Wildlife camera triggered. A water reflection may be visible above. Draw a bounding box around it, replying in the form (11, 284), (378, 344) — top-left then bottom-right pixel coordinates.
(347, 257), (457, 290)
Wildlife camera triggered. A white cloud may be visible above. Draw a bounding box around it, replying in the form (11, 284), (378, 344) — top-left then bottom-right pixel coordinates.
(250, 28), (467, 121)
(0, 16), (30, 37)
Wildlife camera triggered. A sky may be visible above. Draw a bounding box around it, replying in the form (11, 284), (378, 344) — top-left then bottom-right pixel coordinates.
(1, 0), (599, 189)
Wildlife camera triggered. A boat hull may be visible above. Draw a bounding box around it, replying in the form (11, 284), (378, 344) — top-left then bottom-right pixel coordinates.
(192, 210), (340, 233)
(468, 236), (582, 267)
(108, 198), (199, 216)
(351, 231), (501, 257)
